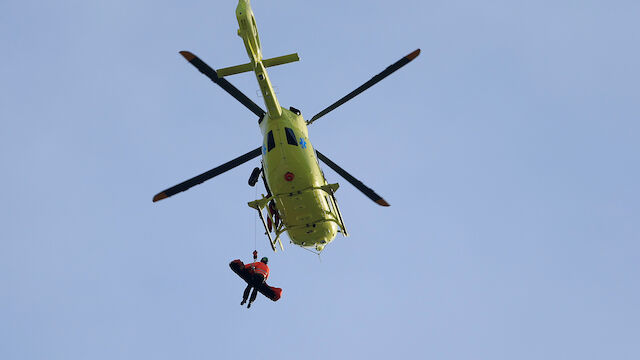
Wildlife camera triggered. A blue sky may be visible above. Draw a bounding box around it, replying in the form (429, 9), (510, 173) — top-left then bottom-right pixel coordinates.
(2, 1), (639, 359)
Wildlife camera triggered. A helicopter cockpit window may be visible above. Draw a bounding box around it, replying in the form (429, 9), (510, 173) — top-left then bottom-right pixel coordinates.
(285, 127), (298, 146)
(267, 130), (275, 152)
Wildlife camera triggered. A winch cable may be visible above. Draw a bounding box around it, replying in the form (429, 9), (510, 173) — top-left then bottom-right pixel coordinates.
(253, 184), (258, 251)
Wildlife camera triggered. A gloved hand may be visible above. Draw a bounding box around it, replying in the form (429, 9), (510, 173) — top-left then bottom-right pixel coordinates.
(253, 250), (258, 260)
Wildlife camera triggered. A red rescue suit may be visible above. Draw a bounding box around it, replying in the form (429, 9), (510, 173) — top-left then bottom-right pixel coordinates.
(245, 261), (269, 280)
(230, 259), (282, 303)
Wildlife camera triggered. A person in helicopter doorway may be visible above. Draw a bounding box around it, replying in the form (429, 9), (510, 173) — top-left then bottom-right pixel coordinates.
(240, 250), (270, 308)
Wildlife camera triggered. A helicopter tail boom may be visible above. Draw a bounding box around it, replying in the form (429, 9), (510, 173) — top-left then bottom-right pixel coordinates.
(236, 0), (282, 118)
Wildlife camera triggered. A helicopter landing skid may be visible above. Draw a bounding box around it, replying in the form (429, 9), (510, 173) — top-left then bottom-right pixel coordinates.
(248, 183), (349, 252)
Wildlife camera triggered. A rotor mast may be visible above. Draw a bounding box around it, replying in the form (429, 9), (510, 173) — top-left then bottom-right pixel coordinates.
(236, 0), (282, 118)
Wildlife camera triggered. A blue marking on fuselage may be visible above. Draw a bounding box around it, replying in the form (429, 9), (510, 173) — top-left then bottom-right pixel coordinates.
(299, 138), (307, 149)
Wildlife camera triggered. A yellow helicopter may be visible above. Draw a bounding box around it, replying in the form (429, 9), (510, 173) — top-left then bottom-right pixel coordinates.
(153, 0), (420, 253)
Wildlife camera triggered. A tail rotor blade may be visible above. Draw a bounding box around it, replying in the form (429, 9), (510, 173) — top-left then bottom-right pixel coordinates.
(180, 51), (266, 119)
(153, 147), (262, 202)
(316, 150), (389, 206)
(307, 49), (420, 126)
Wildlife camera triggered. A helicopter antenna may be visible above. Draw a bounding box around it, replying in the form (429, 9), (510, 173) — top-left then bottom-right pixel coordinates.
(300, 246), (322, 261)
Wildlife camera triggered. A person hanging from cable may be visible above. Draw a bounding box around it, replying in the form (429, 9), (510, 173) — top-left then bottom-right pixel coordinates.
(229, 250), (281, 308)
(240, 250), (270, 308)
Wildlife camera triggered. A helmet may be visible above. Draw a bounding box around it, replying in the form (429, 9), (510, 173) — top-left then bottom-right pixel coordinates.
(260, 257), (269, 264)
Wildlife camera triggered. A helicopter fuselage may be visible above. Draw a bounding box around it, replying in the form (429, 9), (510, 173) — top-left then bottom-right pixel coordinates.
(258, 108), (340, 251)
(235, 0), (342, 251)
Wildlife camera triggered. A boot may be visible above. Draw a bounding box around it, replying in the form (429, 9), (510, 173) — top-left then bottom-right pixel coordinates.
(240, 300), (246, 305)
(247, 302), (252, 309)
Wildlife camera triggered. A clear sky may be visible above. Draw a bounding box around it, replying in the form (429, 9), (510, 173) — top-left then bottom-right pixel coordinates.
(2, 0), (639, 359)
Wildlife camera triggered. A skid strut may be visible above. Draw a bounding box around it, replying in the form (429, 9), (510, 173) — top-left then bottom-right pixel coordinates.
(327, 187), (348, 236)
(255, 205), (276, 251)
(250, 196), (283, 252)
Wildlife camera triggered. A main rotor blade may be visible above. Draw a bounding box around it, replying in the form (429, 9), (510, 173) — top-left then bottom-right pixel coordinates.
(153, 147), (262, 202)
(180, 51), (266, 119)
(316, 150), (389, 207)
(307, 49), (420, 126)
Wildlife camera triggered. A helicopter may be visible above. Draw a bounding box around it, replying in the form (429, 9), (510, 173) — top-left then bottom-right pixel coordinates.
(153, 0), (420, 253)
